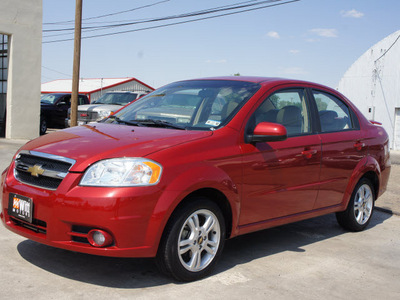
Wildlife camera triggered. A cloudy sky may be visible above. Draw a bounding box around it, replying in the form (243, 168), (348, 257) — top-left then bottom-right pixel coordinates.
(41, 0), (399, 89)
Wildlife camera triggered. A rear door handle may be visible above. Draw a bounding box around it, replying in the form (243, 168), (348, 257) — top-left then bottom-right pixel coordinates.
(354, 142), (365, 151)
(301, 149), (317, 159)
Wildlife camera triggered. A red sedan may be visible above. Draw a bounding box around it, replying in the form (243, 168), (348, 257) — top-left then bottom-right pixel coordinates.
(1, 77), (391, 281)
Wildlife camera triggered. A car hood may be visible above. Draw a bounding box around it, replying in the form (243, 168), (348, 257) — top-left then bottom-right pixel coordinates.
(20, 123), (213, 172)
(40, 103), (55, 108)
(78, 104), (124, 112)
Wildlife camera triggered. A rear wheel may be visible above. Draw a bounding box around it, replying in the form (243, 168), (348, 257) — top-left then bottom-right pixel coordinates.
(156, 198), (225, 281)
(336, 178), (375, 231)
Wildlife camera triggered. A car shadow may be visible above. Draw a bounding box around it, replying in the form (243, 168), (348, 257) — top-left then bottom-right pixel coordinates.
(216, 210), (391, 273)
(17, 211), (392, 288)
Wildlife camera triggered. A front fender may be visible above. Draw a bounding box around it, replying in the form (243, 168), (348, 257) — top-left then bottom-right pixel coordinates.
(143, 164), (240, 251)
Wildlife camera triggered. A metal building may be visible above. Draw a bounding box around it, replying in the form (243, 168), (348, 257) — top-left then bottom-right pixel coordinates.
(42, 77), (154, 102)
(338, 30), (400, 150)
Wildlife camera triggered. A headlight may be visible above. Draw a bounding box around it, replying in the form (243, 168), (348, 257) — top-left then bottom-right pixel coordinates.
(97, 110), (112, 120)
(80, 158), (162, 187)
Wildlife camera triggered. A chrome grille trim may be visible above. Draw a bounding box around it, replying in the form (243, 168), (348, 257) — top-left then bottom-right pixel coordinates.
(14, 150), (76, 190)
(29, 150), (76, 165)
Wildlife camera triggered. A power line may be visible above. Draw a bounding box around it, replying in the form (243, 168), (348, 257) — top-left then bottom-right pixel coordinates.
(43, 0), (170, 25)
(42, 65), (72, 77)
(43, 0), (300, 43)
(77, 0), (258, 26)
(43, 0), (277, 33)
(43, 0), (262, 38)
(375, 34), (400, 62)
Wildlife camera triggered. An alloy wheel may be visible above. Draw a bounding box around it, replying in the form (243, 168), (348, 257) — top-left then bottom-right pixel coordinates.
(353, 183), (373, 225)
(178, 209), (221, 272)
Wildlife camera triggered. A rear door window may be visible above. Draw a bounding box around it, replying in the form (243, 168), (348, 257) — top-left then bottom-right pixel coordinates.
(313, 90), (355, 133)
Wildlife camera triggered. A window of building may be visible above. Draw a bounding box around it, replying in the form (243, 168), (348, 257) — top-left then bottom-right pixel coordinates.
(0, 34), (8, 137)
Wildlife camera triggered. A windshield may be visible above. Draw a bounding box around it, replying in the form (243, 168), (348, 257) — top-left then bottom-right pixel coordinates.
(103, 80), (260, 130)
(41, 94), (62, 104)
(93, 92), (138, 105)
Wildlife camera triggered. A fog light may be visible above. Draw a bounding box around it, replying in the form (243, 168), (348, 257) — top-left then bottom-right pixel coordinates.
(88, 229), (113, 247)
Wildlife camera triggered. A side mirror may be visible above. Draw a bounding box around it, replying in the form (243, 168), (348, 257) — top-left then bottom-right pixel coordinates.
(247, 122), (287, 143)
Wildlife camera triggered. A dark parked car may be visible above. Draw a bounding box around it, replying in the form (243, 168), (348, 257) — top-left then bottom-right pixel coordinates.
(40, 93), (89, 135)
(2, 77), (391, 281)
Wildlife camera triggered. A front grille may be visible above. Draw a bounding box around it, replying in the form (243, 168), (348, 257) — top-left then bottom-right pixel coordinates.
(70, 225), (92, 244)
(14, 150), (76, 190)
(17, 154), (71, 172)
(77, 111), (98, 122)
(10, 216), (47, 234)
(15, 171), (62, 190)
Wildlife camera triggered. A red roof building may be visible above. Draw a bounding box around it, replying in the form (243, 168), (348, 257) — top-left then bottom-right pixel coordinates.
(41, 77), (154, 102)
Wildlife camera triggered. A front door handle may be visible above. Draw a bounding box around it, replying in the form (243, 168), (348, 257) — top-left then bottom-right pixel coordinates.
(301, 149), (317, 159)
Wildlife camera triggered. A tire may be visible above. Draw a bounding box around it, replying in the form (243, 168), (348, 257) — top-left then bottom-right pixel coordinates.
(336, 178), (375, 232)
(156, 198), (226, 281)
(40, 118), (47, 135)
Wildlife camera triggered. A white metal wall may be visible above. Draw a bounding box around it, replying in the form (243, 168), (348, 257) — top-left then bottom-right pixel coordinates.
(338, 30), (400, 149)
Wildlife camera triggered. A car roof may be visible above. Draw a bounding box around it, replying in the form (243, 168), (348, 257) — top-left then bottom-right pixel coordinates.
(178, 76), (333, 90)
(104, 91), (145, 94)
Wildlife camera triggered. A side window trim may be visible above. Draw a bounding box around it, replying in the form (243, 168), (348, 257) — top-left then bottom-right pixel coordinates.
(305, 87), (321, 133)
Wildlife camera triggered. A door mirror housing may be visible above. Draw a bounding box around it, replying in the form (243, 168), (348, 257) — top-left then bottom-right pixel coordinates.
(247, 122), (287, 143)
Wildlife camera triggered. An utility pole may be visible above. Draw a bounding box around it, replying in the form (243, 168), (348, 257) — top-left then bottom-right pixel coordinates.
(70, 0), (83, 127)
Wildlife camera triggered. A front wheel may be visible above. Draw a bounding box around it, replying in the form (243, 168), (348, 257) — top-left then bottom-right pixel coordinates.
(156, 198), (226, 281)
(40, 118), (47, 135)
(336, 178), (375, 231)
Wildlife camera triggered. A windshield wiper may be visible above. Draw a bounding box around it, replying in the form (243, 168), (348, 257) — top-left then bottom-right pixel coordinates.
(107, 116), (186, 129)
(107, 116), (146, 127)
(132, 119), (186, 130)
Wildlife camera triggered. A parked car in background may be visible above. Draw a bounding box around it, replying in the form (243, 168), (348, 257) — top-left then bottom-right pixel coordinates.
(40, 93), (89, 135)
(1, 77), (391, 281)
(66, 91), (148, 126)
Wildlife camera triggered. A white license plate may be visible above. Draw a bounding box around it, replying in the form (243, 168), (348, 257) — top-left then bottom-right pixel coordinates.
(8, 193), (33, 223)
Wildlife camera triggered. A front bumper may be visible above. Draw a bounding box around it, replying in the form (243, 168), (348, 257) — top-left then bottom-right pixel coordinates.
(1, 165), (164, 257)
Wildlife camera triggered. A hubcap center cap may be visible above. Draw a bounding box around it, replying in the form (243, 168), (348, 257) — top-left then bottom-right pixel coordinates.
(198, 236), (204, 244)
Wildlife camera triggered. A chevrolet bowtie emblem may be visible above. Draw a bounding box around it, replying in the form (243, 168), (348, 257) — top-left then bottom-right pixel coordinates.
(27, 165), (45, 177)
